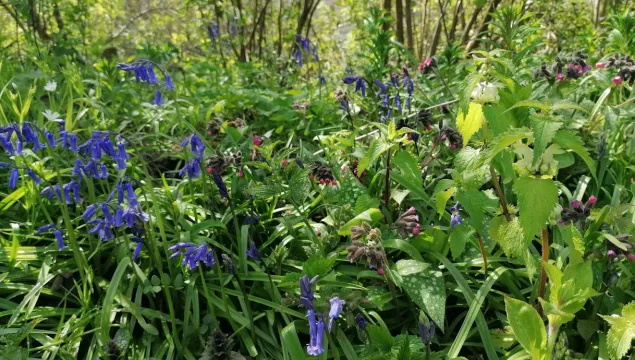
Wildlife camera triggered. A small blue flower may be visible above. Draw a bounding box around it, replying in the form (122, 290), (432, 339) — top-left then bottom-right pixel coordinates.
(246, 241), (261, 261)
(0, 135), (15, 155)
(244, 213), (260, 225)
(355, 314), (366, 329)
(45, 131), (56, 147)
(207, 21), (220, 43)
(132, 237), (143, 262)
(35, 224), (65, 250)
(299, 275), (318, 309)
(394, 93), (402, 112)
(373, 79), (388, 94)
(82, 204), (99, 220)
(168, 242), (216, 270)
(8, 168), (19, 188)
(318, 75), (326, 85)
(328, 297), (345, 332)
(153, 90), (163, 105)
(306, 309), (325, 356)
(342, 75), (360, 85)
(212, 170), (228, 199)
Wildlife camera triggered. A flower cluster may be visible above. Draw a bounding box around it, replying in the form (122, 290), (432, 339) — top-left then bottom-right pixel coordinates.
(600, 54), (635, 86)
(293, 34), (319, 67)
(169, 242), (216, 270)
(559, 196), (596, 224)
(418, 57), (436, 74)
(117, 59), (174, 105)
(548, 53), (592, 81)
(471, 82), (499, 104)
(346, 223), (386, 274)
(179, 134), (205, 178)
(395, 207), (421, 236)
(310, 163), (337, 186)
(450, 203), (462, 230)
(343, 76), (367, 97)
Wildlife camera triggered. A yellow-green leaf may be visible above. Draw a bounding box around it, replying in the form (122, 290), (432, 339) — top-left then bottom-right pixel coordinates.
(456, 102), (484, 147)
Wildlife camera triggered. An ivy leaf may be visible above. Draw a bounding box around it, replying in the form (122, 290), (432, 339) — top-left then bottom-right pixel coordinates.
(553, 130), (597, 176)
(398, 261), (446, 332)
(504, 297), (547, 360)
(530, 113), (563, 167)
(600, 302), (635, 360)
(449, 224), (472, 260)
(456, 102), (484, 147)
(513, 177), (558, 240)
(358, 139), (393, 175)
(456, 190), (498, 231)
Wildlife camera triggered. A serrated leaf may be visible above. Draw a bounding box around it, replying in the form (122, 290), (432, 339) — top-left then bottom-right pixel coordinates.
(289, 169), (311, 204)
(504, 99), (549, 113)
(248, 183), (285, 198)
(355, 194), (380, 214)
(480, 128), (531, 167)
(600, 314), (634, 360)
(358, 139), (393, 175)
(304, 254), (336, 278)
(459, 73), (483, 114)
(367, 325), (394, 353)
(530, 114), (563, 167)
(456, 190), (498, 231)
(393, 150), (421, 186)
(513, 177), (558, 240)
(435, 187), (456, 219)
(551, 100), (588, 113)
(482, 103), (512, 136)
(455, 147), (483, 172)
(449, 224), (472, 260)
(497, 217), (526, 258)
(504, 297), (546, 359)
(456, 102), (484, 147)
(553, 130), (596, 176)
(400, 267), (446, 332)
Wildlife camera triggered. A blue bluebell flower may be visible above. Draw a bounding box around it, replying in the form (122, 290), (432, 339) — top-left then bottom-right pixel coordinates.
(355, 314), (366, 329)
(306, 309), (325, 356)
(27, 168), (44, 185)
(299, 275), (318, 309)
(318, 75), (326, 85)
(114, 135), (130, 170)
(394, 93), (402, 112)
(244, 213), (259, 225)
(246, 241), (261, 261)
(419, 317), (436, 344)
(82, 204), (99, 220)
(153, 90), (162, 105)
(125, 182), (139, 207)
(342, 75), (360, 84)
(328, 297), (346, 332)
(132, 237), (143, 262)
(374, 79), (388, 94)
(41, 185), (62, 201)
(168, 242), (216, 270)
(355, 78), (366, 97)
(45, 131), (56, 147)
(15, 139), (23, 155)
(117, 59), (174, 103)
(165, 74), (175, 91)
(21, 122), (44, 151)
(212, 170), (228, 198)
(0, 135), (15, 155)
(295, 159), (305, 168)
(450, 203), (462, 230)
(72, 159), (83, 181)
(181, 134), (205, 158)
(179, 158), (202, 178)
(0, 162), (10, 169)
(36, 224), (65, 250)
(8, 168), (19, 189)
(293, 49), (303, 67)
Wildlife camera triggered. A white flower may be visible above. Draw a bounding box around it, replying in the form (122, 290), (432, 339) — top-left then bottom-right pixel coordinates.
(88, 89), (95, 96)
(44, 80), (57, 92)
(42, 109), (63, 122)
(470, 82), (499, 104)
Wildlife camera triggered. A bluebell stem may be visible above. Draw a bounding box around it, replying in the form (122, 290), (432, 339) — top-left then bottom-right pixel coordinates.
(306, 309), (325, 356)
(36, 224), (65, 250)
(8, 168), (19, 189)
(246, 241), (261, 261)
(355, 314), (366, 329)
(132, 237), (143, 262)
(168, 242), (216, 270)
(328, 297), (345, 332)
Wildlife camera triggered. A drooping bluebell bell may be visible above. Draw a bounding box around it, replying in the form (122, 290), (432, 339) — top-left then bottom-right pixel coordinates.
(343, 75), (359, 85)
(82, 203), (99, 221)
(318, 75), (326, 85)
(246, 241), (261, 261)
(8, 167), (19, 189)
(41, 185), (62, 201)
(179, 158), (202, 178)
(419, 312), (436, 344)
(21, 122), (44, 151)
(132, 237), (143, 262)
(168, 242), (216, 270)
(0, 135), (15, 155)
(62, 181), (82, 204)
(328, 297), (345, 332)
(211, 170), (228, 199)
(114, 135), (130, 170)
(244, 213), (259, 225)
(295, 159), (305, 169)
(36, 224), (65, 250)
(117, 59), (175, 104)
(306, 309), (325, 356)
(299, 275), (318, 309)
(26, 168), (43, 185)
(374, 79), (388, 94)
(0, 162), (10, 169)
(355, 314), (366, 329)
(293, 49), (303, 67)
(450, 203), (462, 230)
(153, 90), (163, 106)
(355, 78), (366, 97)
(207, 21), (220, 43)
(15, 139), (23, 155)
(181, 134), (205, 158)
(45, 131), (56, 147)
(394, 93), (402, 112)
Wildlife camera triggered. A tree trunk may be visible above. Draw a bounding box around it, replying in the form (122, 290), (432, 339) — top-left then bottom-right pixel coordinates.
(305, 0), (321, 37)
(277, 0), (283, 56)
(460, 1), (484, 45)
(466, 0), (502, 52)
(428, 0), (447, 57)
(382, 0), (392, 32)
(405, 0), (414, 51)
(449, 0), (463, 43)
(418, 0), (429, 59)
(436, 0), (450, 44)
(395, 0), (405, 44)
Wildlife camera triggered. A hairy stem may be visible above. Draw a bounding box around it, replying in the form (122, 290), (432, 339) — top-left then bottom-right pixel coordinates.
(384, 149), (392, 208)
(538, 227), (549, 309)
(475, 231), (489, 276)
(490, 165), (512, 222)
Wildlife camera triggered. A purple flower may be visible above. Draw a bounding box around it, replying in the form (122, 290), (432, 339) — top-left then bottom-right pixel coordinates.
(169, 242), (216, 270)
(35, 224), (65, 250)
(328, 297), (345, 332)
(451, 213), (462, 230)
(132, 237), (143, 262)
(212, 170), (228, 198)
(246, 241), (261, 261)
(419, 321), (436, 344)
(82, 204), (99, 220)
(45, 131), (56, 147)
(318, 75), (326, 85)
(299, 275), (318, 309)
(343, 75), (360, 84)
(374, 79), (388, 94)
(8, 168), (19, 189)
(355, 314), (366, 329)
(207, 21), (220, 42)
(306, 309), (325, 356)
(394, 93), (402, 112)
(0, 135), (15, 155)
(153, 90), (163, 105)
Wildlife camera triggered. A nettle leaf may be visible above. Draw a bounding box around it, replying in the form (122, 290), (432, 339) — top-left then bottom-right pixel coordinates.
(358, 139), (393, 174)
(497, 217), (526, 258)
(553, 130), (596, 176)
(456, 102), (484, 147)
(434, 179), (455, 218)
(480, 127), (531, 167)
(398, 262), (446, 332)
(504, 297), (547, 360)
(248, 183), (285, 198)
(513, 177), (558, 240)
(455, 147), (483, 172)
(600, 302), (635, 360)
(367, 325), (394, 353)
(289, 169), (311, 204)
(449, 224), (473, 260)
(393, 150), (421, 186)
(456, 190), (498, 231)
(530, 113), (563, 167)
(355, 194), (380, 215)
(482, 103), (512, 135)
(304, 254), (336, 278)
(459, 73), (483, 114)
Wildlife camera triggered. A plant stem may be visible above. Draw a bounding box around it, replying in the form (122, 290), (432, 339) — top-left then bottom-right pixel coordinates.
(490, 165), (512, 222)
(538, 227), (549, 309)
(384, 149), (391, 208)
(475, 231), (488, 276)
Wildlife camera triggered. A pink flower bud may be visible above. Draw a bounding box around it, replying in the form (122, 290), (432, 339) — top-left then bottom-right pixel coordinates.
(555, 73), (564, 81)
(607, 249), (617, 259)
(626, 253), (635, 261)
(252, 136), (263, 146)
(237, 168), (244, 177)
(583, 65), (592, 72)
(412, 224), (421, 236)
(596, 62), (606, 69)
(377, 267), (384, 275)
(612, 76), (623, 85)
(571, 200), (582, 209)
(586, 195), (597, 206)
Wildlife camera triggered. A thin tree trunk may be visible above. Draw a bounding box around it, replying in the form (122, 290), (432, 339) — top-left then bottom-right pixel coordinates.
(436, 0), (450, 44)
(248, 0), (273, 51)
(405, 0), (414, 51)
(449, 0), (463, 43)
(428, 1), (447, 57)
(460, 1), (484, 45)
(305, 0), (321, 37)
(466, 0), (501, 52)
(395, 0), (405, 44)
(277, 0), (283, 56)
(418, 0), (429, 59)
(382, 0), (392, 32)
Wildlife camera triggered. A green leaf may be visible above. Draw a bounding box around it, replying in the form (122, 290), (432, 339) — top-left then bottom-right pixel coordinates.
(480, 128), (531, 167)
(553, 130), (597, 176)
(455, 147), (484, 172)
(456, 102), (484, 147)
(304, 254), (336, 279)
(399, 266), (446, 331)
(530, 114), (563, 167)
(482, 103), (512, 136)
(395, 259), (430, 276)
(449, 224), (472, 260)
(248, 183), (285, 198)
(435, 186), (456, 219)
(393, 151), (421, 186)
(600, 304), (635, 360)
(456, 190), (498, 231)
(395, 336), (411, 360)
(513, 177), (558, 240)
(367, 325), (394, 353)
(504, 99), (549, 113)
(289, 169), (311, 204)
(551, 100), (588, 113)
(384, 240), (424, 262)
(338, 208), (384, 235)
(355, 194), (380, 215)
(101, 257), (131, 345)
(589, 88), (611, 123)
(459, 73), (483, 114)
(504, 297), (546, 359)
(358, 139), (393, 175)
(496, 217), (526, 258)
(280, 323), (307, 360)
